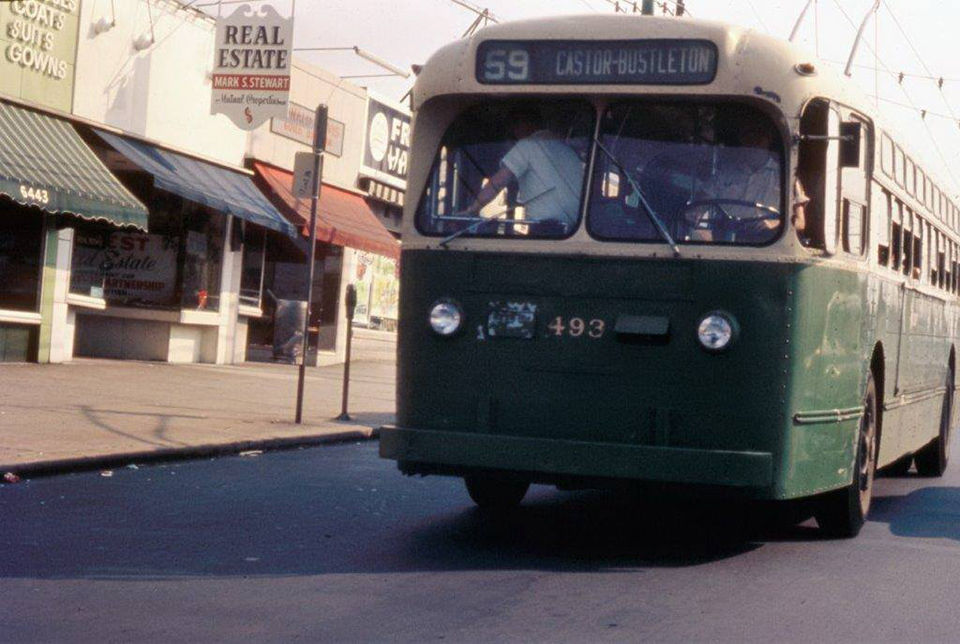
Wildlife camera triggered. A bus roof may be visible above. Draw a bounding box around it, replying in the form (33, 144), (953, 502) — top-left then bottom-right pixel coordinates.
(413, 15), (873, 124)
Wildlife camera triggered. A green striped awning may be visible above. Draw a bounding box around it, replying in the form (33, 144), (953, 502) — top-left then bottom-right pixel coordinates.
(0, 102), (148, 230)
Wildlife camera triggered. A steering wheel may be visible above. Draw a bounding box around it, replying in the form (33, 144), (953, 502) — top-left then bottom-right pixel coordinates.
(684, 198), (780, 241)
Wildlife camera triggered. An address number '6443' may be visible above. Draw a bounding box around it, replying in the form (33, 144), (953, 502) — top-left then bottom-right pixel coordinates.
(20, 185), (50, 205)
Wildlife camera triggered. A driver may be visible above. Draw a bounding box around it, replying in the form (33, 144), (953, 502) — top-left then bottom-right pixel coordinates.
(465, 105), (584, 227)
(688, 117), (781, 242)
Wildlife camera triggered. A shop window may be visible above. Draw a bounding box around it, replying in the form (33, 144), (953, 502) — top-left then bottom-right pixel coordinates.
(316, 245), (343, 352)
(71, 229), (181, 308)
(180, 207), (225, 312)
(0, 208), (43, 313)
(239, 224), (266, 309)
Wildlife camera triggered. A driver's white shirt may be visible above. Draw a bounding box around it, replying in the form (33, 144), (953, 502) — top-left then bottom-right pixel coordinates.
(500, 130), (584, 223)
(713, 158), (780, 209)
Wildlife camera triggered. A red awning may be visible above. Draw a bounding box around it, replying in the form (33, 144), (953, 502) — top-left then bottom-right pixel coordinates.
(253, 162), (400, 259)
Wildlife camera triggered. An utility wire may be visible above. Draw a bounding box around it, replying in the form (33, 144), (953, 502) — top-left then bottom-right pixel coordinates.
(744, 0), (770, 33)
(831, 0), (960, 194)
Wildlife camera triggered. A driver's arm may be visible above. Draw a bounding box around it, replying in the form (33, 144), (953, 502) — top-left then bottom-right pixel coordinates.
(466, 166), (515, 215)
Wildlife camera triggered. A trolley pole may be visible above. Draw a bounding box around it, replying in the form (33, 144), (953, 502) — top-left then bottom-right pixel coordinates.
(295, 105), (328, 424)
(336, 284), (358, 421)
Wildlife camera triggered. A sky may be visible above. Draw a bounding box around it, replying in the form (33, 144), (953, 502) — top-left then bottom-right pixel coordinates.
(201, 0), (960, 198)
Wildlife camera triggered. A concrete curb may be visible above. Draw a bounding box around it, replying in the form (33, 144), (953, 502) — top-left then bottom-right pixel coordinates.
(1, 426), (380, 482)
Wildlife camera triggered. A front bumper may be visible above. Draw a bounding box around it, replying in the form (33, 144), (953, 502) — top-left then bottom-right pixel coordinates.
(380, 426), (773, 490)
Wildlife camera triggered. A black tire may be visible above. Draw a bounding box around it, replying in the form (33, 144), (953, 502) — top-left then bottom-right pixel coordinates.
(916, 363), (954, 477)
(464, 476), (529, 511)
(883, 455), (913, 477)
(815, 373), (878, 539)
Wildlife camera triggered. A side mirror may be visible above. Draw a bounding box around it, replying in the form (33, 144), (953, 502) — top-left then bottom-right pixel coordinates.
(840, 122), (862, 168)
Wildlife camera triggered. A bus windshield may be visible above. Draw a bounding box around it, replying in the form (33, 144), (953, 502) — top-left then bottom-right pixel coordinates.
(416, 100), (594, 240)
(588, 102), (784, 245)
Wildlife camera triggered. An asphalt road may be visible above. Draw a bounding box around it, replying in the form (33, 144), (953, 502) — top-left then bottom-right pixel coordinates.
(2, 442), (960, 643)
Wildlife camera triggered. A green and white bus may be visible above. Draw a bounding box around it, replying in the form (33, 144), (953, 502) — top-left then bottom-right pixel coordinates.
(379, 15), (957, 537)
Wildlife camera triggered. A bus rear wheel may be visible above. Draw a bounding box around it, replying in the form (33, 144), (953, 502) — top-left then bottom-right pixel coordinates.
(464, 476), (529, 511)
(815, 373), (878, 539)
(916, 364), (953, 477)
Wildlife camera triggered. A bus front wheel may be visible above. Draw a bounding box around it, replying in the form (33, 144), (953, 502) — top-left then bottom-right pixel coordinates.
(464, 476), (529, 511)
(816, 373), (878, 539)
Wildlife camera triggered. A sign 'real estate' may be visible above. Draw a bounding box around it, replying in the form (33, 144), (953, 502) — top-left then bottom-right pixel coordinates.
(211, 3), (293, 130)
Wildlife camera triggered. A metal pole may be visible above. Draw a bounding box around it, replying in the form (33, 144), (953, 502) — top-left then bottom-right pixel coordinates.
(789, 0), (816, 42)
(337, 284), (357, 421)
(844, 0), (881, 77)
(295, 105), (328, 424)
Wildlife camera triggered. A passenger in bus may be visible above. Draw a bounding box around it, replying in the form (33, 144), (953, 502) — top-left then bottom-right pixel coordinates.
(465, 105), (584, 230)
(792, 176), (814, 247)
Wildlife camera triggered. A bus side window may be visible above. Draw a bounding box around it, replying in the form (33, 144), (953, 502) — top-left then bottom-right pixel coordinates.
(876, 188), (890, 266)
(936, 231), (950, 289)
(890, 222), (901, 271)
(891, 204), (902, 272)
(913, 215), (923, 280)
(902, 210), (913, 277)
(822, 107), (842, 253)
(842, 199), (865, 255)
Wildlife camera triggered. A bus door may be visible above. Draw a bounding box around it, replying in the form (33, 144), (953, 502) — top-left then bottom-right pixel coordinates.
(818, 106), (871, 412)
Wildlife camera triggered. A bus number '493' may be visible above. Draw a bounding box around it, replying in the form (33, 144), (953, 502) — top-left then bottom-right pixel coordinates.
(548, 317), (605, 339)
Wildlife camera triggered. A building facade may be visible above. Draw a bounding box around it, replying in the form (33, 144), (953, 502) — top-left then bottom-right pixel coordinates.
(0, 0), (404, 365)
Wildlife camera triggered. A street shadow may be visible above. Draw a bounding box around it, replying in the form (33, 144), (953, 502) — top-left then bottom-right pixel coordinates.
(396, 491), (817, 573)
(0, 448), (835, 581)
(80, 406), (200, 448)
(869, 486), (960, 541)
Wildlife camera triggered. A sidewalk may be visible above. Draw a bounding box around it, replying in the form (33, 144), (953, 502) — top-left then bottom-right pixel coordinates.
(0, 358), (395, 477)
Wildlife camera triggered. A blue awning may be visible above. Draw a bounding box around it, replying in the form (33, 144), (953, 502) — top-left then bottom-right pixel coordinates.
(94, 130), (297, 237)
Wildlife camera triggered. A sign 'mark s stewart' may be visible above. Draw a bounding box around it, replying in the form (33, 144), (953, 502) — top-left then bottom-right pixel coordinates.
(211, 3), (293, 130)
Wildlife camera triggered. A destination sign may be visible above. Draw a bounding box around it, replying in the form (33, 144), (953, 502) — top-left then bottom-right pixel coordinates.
(476, 39), (718, 86)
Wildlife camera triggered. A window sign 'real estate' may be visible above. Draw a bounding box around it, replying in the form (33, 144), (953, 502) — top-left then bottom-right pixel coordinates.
(211, 3), (293, 130)
(0, 0), (81, 112)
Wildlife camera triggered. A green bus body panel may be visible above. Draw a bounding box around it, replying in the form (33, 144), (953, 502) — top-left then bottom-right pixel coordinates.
(387, 249), (939, 500)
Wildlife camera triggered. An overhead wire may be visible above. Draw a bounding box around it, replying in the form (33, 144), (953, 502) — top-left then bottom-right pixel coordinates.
(743, 0), (770, 34)
(830, 0), (960, 195)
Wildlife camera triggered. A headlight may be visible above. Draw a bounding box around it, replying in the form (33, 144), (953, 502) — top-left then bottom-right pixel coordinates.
(429, 299), (463, 336)
(697, 312), (737, 352)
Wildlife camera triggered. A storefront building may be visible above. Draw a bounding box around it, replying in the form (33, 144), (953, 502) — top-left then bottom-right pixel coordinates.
(247, 60), (403, 365)
(1, 0), (404, 365)
(0, 0), (148, 362)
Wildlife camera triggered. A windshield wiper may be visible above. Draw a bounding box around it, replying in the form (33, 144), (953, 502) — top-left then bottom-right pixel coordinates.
(437, 207), (549, 248)
(437, 187), (562, 248)
(593, 138), (681, 257)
